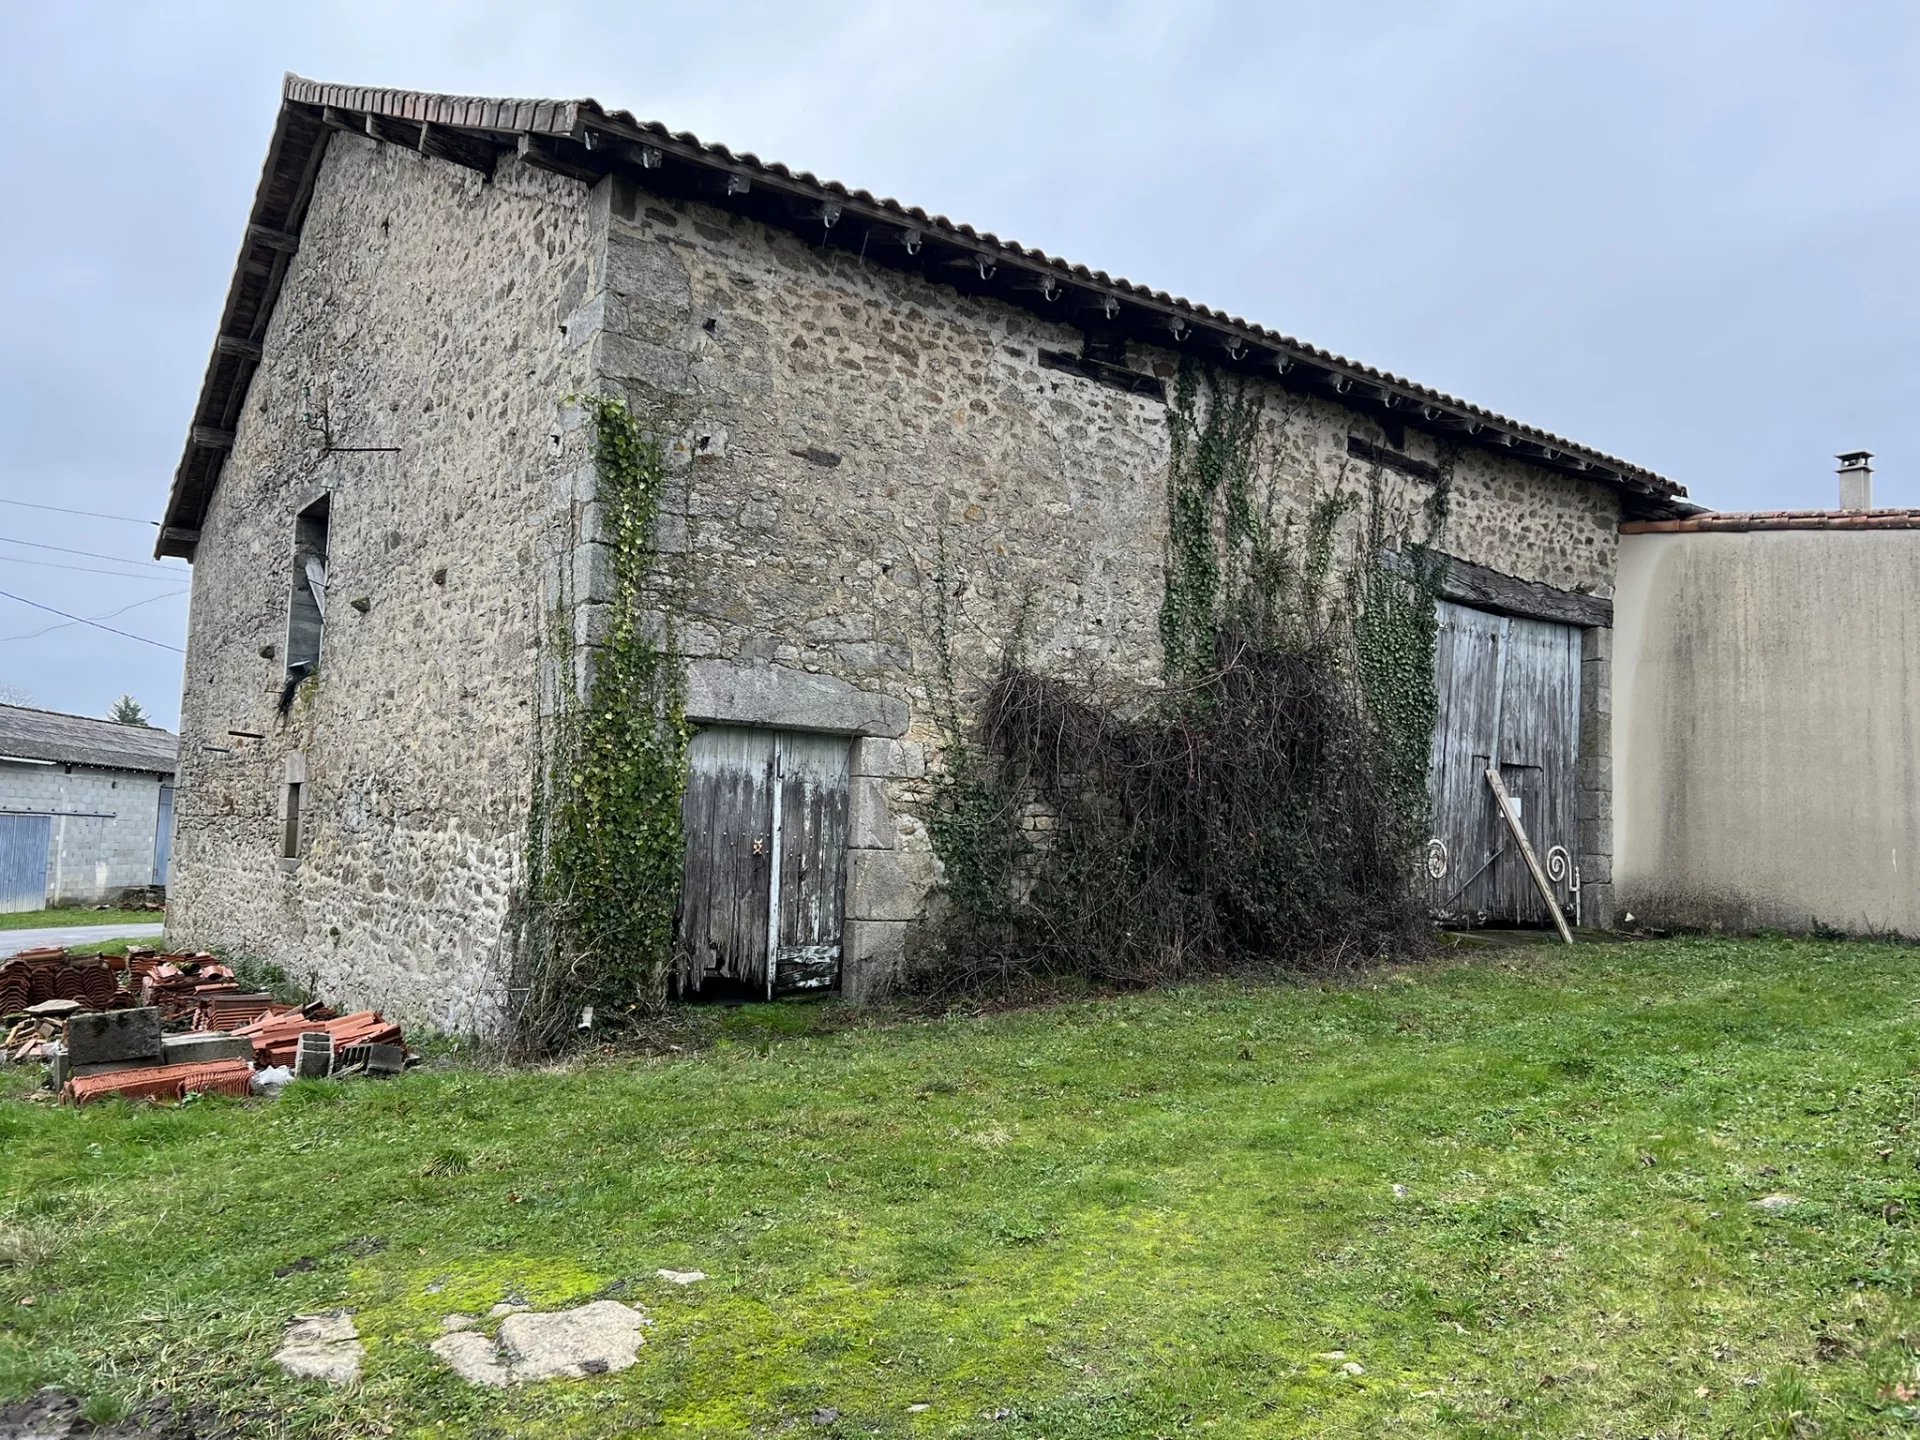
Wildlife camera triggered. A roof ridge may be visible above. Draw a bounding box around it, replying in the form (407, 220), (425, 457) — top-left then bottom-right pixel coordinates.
(160, 76), (1690, 559)
(0, 700), (178, 737)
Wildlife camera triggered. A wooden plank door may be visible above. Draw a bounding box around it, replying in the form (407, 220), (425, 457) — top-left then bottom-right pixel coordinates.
(1426, 601), (1581, 925)
(1488, 616), (1581, 924)
(677, 725), (777, 994)
(676, 725), (849, 998)
(771, 732), (850, 994)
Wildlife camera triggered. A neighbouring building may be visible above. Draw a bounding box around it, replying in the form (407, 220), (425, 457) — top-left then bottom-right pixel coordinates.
(156, 77), (1693, 1029)
(0, 704), (178, 912)
(1615, 453), (1920, 938)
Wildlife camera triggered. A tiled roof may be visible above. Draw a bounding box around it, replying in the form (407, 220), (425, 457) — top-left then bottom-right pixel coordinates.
(0, 704), (179, 774)
(157, 75), (1689, 557)
(1621, 510), (1920, 534)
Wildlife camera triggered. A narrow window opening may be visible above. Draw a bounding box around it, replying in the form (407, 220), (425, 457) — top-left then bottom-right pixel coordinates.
(282, 780), (303, 859)
(286, 495), (331, 685)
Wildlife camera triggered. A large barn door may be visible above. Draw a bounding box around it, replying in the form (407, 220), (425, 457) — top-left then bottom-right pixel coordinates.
(1427, 601), (1581, 925)
(676, 726), (849, 998)
(0, 813), (52, 914)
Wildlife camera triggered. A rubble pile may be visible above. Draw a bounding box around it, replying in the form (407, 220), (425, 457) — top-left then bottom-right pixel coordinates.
(1, 944), (414, 1105)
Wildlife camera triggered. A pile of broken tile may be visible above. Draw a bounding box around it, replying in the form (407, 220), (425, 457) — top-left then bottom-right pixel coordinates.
(3, 944), (412, 1105)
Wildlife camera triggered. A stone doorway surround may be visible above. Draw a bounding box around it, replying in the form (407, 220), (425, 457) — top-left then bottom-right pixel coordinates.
(682, 660), (923, 1000)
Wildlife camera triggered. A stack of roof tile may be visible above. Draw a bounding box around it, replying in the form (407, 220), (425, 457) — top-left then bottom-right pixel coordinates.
(1, 953), (124, 1018)
(193, 993), (284, 1031)
(235, 1009), (398, 1068)
(61, 1058), (254, 1105)
(139, 958), (241, 1018)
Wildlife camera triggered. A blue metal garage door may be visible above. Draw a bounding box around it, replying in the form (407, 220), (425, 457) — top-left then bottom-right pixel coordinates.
(0, 813), (52, 914)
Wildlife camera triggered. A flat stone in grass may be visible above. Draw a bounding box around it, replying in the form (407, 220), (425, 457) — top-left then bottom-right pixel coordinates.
(276, 1312), (363, 1386)
(1753, 1193), (1800, 1213)
(430, 1301), (648, 1387)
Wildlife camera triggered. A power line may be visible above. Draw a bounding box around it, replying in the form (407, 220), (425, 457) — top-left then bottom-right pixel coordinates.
(0, 586), (184, 653)
(0, 497), (159, 525)
(0, 555), (189, 582)
(0, 535), (184, 573)
(0, 589), (189, 644)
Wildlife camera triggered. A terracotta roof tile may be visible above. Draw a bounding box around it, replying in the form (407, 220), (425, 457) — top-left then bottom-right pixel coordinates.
(1622, 509), (1920, 535)
(158, 75), (1689, 558)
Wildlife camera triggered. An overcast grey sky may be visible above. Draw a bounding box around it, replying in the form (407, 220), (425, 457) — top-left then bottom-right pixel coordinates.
(2, 1), (1914, 728)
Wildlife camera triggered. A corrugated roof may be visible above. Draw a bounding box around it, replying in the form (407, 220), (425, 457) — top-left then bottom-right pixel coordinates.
(1622, 509), (1920, 534)
(157, 74), (1689, 557)
(0, 704), (179, 774)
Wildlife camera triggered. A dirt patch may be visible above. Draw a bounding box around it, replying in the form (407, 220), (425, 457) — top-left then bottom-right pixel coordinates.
(0, 1389), (204, 1440)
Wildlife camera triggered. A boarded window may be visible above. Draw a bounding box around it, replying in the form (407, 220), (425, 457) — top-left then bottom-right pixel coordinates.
(286, 495), (330, 680)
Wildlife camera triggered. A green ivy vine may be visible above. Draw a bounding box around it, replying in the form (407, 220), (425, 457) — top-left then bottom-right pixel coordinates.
(511, 394), (688, 1053)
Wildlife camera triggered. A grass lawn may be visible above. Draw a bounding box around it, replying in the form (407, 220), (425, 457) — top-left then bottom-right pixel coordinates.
(0, 906), (160, 933)
(6, 937), (1920, 1438)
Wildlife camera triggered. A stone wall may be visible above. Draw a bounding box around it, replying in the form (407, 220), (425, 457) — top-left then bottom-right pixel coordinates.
(580, 175), (1625, 984)
(169, 137), (1632, 1021)
(0, 761), (170, 905)
(167, 135), (595, 1029)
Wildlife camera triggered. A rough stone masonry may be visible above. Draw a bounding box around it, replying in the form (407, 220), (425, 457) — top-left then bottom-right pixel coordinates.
(166, 104), (1633, 1029)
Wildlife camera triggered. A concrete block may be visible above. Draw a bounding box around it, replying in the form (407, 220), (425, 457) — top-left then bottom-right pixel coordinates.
(1581, 625), (1614, 662)
(65, 1008), (162, 1069)
(842, 918), (908, 1004)
(848, 777), (893, 851)
(845, 848), (928, 923)
(1578, 851), (1614, 886)
(1578, 756), (1613, 792)
(162, 1033), (256, 1065)
(850, 737), (926, 779)
(1577, 786), (1613, 823)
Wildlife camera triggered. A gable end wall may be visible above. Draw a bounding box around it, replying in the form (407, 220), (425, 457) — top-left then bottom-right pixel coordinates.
(167, 135), (597, 1029)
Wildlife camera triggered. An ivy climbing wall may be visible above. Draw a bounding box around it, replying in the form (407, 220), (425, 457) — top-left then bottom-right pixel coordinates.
(582, 173), (1626, 987)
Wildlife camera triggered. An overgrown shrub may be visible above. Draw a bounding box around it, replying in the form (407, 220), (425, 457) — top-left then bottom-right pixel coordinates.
(918, 360), (1447, 997)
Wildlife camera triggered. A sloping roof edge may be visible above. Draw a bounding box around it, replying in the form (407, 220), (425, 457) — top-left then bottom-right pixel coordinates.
(0, 704), (179, 774)
(1623, 509), (1920, 534)
(157, 74), (1687, 558)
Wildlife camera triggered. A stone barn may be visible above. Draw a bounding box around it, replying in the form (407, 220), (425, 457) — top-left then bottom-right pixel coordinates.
(156, 77), (1690, 1028)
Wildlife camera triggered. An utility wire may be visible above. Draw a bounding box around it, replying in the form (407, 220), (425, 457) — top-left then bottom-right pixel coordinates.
(0, 497), (159, 525)
(0, 586), (184, 652)
(0, 555), (188, 582)
(0, 535), (184, 573)
(0, 589), (188, 644)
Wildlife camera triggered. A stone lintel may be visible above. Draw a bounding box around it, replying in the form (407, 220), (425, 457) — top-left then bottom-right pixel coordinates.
(684, 660), (908, 738)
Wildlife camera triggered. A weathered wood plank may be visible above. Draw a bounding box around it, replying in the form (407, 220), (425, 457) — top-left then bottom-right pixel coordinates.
(1486, 767), (1574, 943)
(676, 725), (776, 995)
(1391, 550), (1611, 628)
(773, 731), (849, 995)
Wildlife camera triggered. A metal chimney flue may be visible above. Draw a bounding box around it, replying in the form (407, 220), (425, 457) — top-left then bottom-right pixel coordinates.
(1838, 450), (1874, 512)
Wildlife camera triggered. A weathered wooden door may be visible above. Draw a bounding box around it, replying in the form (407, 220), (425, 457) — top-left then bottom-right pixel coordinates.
(0, 813), (51, 914)
(1427, 601), (1581, 925)
(676, 725), (850, 998)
